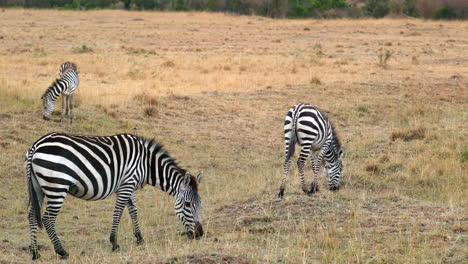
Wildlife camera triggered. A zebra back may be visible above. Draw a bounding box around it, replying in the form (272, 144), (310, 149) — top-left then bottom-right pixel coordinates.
(59, 62), (78, 78)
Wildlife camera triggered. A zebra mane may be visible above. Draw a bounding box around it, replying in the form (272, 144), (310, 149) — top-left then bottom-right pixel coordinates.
(330, 121), (342, 149)
(318, 107), (342, 149)
(141, 137), (198, 191)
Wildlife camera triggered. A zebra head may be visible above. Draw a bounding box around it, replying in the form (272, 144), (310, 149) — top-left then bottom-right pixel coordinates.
(175, 171), (204, 239)
(325, 146), (345, 191)
(41, 94), (54, 120)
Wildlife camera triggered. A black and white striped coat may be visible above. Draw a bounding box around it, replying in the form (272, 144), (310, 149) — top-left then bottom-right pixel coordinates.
(278, 103), (345, 198)
(26, 132), (204, 260)
(41, 68), (79, 122)
(58, 61), (78, 78)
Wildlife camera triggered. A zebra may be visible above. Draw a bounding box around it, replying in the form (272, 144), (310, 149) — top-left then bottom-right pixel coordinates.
(278, 103), (345, 198)
(26, 132), (204, 260)
(41, 67), (79, 122)
(58, 61), (78, 78)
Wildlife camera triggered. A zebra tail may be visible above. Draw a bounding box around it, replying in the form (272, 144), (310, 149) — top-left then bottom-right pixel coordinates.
(286, 115), (297, 161)
(26, 155), (43, 229)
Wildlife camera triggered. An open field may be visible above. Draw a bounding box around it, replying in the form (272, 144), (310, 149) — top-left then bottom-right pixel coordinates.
(0, 9), (467, 263)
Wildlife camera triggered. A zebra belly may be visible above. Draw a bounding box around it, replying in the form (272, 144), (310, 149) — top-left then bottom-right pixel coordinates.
(68, 185), (115, 201)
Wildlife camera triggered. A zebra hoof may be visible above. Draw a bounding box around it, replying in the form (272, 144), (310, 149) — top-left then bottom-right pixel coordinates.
(57, 249), (69, 259)
(308, 183), (319, 196)
(136, 239), (145, 246)
(278, 189), (285, 199)
(329, 185), (340, 191)
(31, 250), (40, 260)
(112, 245), (120, 252)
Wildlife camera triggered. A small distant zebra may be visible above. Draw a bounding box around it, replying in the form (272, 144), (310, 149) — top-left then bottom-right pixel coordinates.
(26, 132), (204, 260)
(41, 62), (79, 122)
(58, 61), (78, 78)
(278, 103), (345, 198)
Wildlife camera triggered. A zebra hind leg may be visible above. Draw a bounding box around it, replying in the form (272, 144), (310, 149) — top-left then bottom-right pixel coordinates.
(28, 207), (41, 260)
(278, 159), (292, 199)
(308, 154), (319, 195)
(43, 198), (69, 259)
(128, 194), (144, 245)
(297, 147), (310, 195)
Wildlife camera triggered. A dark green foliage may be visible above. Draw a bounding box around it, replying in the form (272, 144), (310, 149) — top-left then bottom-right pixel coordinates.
(132, 0), (160, 9)
(403, 0), (418, 17)
(287, 0), (348, 18)
(206, 0), (216, 10)
(460, 147), (468, 163)
(363, 0), (420, 18)
(435, 6), (456, 20)
(2, 0), (462, 19)
(170, 0), (187, 10)
(363, 0), (389, 18)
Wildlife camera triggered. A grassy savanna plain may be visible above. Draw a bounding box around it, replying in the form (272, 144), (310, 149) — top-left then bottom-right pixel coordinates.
(0, 9), (467, 263)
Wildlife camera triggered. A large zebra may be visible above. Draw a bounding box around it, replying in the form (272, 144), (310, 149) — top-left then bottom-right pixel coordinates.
(58, 61), (78, 78)
(41, 66), (79, 122)
(278, 103), (345, 198)
(26, 132), (204, 260)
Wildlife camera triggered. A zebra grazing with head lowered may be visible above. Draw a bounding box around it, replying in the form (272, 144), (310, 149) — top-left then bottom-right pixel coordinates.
(278, 103), (345, 198)
(41, 62), (79, 122)
(26, 132), (204, 260)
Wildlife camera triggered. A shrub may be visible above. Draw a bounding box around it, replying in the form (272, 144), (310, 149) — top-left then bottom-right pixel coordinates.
(161, 60), (175, 67)
(357, 105), (368, 112)
(72, 44), (94, 53)
(390, 127), (426, 141)
(287, 0), (348, 18)
(460, 147), (468, 163)
(415, 0), (442, 19)
(377, 48), (393, 68)
(310, 76), (321, 85)
(171, 0), (187, 10)
(363, 0), (389, 18)
(434, 6), (456, 19)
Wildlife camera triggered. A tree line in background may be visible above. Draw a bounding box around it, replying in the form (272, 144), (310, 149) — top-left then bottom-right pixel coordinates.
(0, 0), (466, 19)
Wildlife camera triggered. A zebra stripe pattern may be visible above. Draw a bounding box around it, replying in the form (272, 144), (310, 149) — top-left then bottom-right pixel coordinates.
(58, 61), (78, 78)
(26, 132), (204, 260)
(41, 67), (79, 122)
(278, 103), (345, 198)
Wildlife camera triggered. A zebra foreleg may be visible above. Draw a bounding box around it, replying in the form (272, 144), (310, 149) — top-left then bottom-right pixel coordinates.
(28, 207), (41, 260)
(69, 94), (74, 123)
(309, 150), (325, 195)
(109, 188), (133, 252)
(278, 159), (292, 198)
(43, 198), (69, 259)
(60, 95), (67, 122)
(128, 193), (144, 245)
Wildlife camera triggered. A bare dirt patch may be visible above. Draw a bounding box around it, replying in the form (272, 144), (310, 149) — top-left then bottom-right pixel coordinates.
(155, 253), (249, 264)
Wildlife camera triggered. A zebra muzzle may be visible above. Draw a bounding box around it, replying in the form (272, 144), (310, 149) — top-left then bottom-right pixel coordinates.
(187, 222), (203, 239)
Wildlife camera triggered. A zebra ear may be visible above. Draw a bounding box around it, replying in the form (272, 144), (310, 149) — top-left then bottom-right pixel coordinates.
(197, 171), (204, 184)
(339, 146), (346, 159)
(183, 172), (191, 187)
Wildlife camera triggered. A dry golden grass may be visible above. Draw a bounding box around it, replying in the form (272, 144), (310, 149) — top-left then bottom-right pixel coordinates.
(0, 9), (467, 264)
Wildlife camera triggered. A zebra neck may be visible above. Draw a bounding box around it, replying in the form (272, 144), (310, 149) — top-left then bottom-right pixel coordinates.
(324, 136), (340, 161)
(147, 150), (184, 197)
(44, 80), (66, 101)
